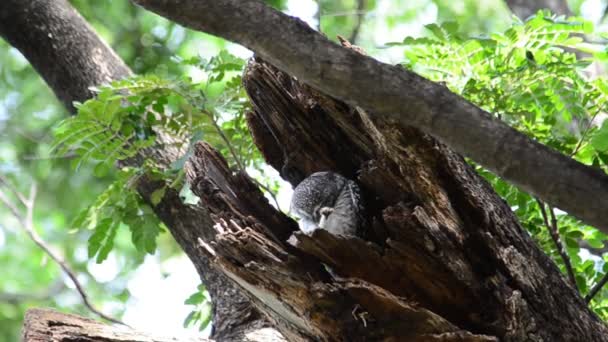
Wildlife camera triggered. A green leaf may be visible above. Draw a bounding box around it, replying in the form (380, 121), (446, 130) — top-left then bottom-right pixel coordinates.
(184, 291), (205, 305)
(198, 303), (212, 331)
(71, 208), (90, 230)
(96, 223), (118, 263)
(587, 238), (605, 249)
(150, 186), (167, 206)
(591, 122), (608, 152)
(183, 311), (198, 328)
(87, 218), (118, 263)
(94, 162), (111, 178)
(567, 230), (584, 239)
(129, 212), (160, 255)
(565, 237), (578, 248)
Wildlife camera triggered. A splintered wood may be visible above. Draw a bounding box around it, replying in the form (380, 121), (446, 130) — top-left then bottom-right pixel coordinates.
(182, 58), (607, 341)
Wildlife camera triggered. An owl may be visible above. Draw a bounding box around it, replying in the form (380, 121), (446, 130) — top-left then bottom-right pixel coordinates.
(289, 171), (364, 237)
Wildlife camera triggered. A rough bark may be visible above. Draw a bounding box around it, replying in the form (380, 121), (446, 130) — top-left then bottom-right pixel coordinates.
(0, 0), (130, 113)
(180, 57), (608, 340)
(21, 308), (209, 342)
(131, 0), (608, 233)
(504, 0), (571, 19)
(0, 1), (277, 340)
(185, 142), (496, 342)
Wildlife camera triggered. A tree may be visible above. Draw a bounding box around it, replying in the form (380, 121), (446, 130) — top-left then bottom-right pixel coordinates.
(3, 0), (608, 341)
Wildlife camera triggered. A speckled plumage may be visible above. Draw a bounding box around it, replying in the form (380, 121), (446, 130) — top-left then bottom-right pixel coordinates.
(290, 171), (364, 237)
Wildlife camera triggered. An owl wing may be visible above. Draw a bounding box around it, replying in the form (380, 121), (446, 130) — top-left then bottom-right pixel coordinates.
(324, 180), (363, 237)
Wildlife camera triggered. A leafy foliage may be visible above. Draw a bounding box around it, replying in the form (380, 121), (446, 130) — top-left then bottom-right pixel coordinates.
(48, 51), (259, 329)
(52, 51), (255, 263)
(183, 284), (212, 331)
(390, 11), (608, 317)
(70, 168), (162, 263)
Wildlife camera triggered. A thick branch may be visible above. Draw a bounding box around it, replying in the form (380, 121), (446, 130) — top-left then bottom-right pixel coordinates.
(0, 176), (123, 324)
(21, 308), (208, 342)
(0, 0), (130, 112)
(131, 0), (608, 233)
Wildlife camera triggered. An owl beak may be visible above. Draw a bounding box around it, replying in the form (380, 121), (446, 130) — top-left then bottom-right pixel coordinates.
(318, 207), (334, 229)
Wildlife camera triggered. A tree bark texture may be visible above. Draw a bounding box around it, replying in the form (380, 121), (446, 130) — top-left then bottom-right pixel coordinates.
(0, 1), (278, 340)
(131, 0), (608, 233)
(21, 308), (208, 342)
(181, 57), (608, 341)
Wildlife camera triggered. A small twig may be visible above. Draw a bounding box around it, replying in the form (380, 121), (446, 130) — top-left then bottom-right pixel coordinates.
(315, 0), (322, 31)
(586, 272), (608, 303)
(0, 174), (28, 206)
(0, 180), (126, 326)
(20, 153), (77, 161)
(252, 176), (282, 211)
(536, 198), (577, 289)
(348, 0), (366, 44)
(570, 109), (602, 157)
(206, 110), (283, 211)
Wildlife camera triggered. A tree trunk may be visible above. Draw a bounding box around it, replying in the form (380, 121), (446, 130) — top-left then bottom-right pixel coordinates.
(0, 1), (277, 340)
(0, 0), (130, 113)
(180, 58), (608, 340)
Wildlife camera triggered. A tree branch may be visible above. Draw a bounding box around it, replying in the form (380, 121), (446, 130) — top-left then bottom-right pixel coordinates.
(130, 0), (608, 233)
(0, 0), (130, 112)
(348, 0), (366, 43)
(205, 108), (282, 211)
(21, 308), (209, 342)
(0, 177), (125, 325)
(536, 198), (577, 288)
(586, 273), (608, 303)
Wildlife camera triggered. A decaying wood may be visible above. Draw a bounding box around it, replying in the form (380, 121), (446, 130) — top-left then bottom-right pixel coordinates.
(133, 0), (608, 233)
(21, 308), (207, 342)
(184, 58), (608, 341)
(186, 143), (494, 342)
